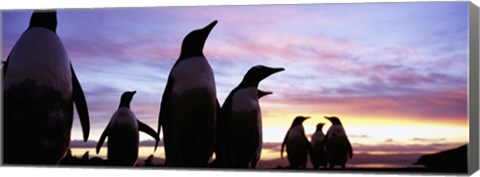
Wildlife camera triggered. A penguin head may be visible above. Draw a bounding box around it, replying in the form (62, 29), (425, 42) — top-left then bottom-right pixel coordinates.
(119, 91), (136, 108)
(315, 123), (325, 132)
(325, 116), (342, 125)
(291, 116), (310, 127)
(179, 20), (218, 60)
(29, 10), (57, 32)
(257, 89), (273, 99)
(240, 65), (285, 87)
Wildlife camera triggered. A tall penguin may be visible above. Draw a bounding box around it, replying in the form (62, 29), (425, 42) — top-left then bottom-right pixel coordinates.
(310, 123), (327, 169)
(96, 91), (159, 166)
(3, 10), (90, 164)
(221, 65), (284, 168)
(281, 116), (312, 169)
(324, 116), (353, 169)
(158, 20), (219, 167)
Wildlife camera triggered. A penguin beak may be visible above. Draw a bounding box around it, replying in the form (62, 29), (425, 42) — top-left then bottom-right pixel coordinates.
(132, 91), (137, 95)
(201, 20), (218, 37)
(270, 67), (285, 74)
(260, 67), (285, 81)
(258, 89), (273, 98)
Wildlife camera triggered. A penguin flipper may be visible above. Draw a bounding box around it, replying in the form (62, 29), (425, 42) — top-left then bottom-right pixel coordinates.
(281, 131), (289, 159)
(158, 76), (174, 140)
(347, 139), (353, 159)
(96, 124), (110, 154)
(302, 133), (313, 153)
(138, 120), (160, 151)
(71, 65), (90, 142)
(2, 56), (9, 77)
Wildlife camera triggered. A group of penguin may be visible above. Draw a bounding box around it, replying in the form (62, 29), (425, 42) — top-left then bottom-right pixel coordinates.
(282, 116), (353, 169)
(2, 10), (352, 169)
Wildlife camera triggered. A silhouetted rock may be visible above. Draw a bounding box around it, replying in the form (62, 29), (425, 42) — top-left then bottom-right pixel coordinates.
(415, 144), (467, 173)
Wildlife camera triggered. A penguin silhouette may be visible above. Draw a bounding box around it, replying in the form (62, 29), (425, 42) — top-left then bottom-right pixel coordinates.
(310, 123), (327, 169)
(281, 116), (312, 169)
(96, 91), (159, 166)
(324, 116), (353, 169)
(221, 65), (284, 168)
(3, 10), (90, 164)
(158, 20), (219, 167)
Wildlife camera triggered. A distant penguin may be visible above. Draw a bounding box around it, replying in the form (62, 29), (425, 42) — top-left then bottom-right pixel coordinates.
(96, 91), (159, 166)
(281, 116), (312, 169)
(3, 10), (90, 164)
(221, 66), (284, 168)
(158, 20), (219, 167)
(310, 123), (327, 169)
(324, 116), (353, 169)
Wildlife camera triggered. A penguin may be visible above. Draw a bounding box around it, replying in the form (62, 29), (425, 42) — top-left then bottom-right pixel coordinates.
(310, 123), (327, 169)
(96, 91), (159, 166)
(324, 116), (353, 169)
(221, 65), (284, 168)
(158, 20), (219, 167)
(3, 10), (90, 164)
(281, 116), (312, 169)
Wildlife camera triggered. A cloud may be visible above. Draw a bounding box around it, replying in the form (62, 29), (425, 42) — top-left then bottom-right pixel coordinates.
(411, 138), (446, 143)
(350, 134), (371, 138)
(2, 4), (469, 143)
(352, 142), (465, 154)
(385, 138), (395, 143)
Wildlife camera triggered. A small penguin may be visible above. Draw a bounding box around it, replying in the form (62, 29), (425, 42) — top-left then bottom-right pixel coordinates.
(324, 116), (353, 169)
(281, 116), (312, 169)
(310, 123), (327, 169)
(221, 65), (284, 168)
(96, 91), (159, 166)
(3, 10), (90, 164)
(158, 20), (219, 167)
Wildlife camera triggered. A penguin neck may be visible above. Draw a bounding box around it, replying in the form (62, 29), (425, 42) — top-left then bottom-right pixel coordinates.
(118, 102), (131, 109)
(238, 79), (259, 88)
(177, 54), (204, 64)
(178, 52), (205, 61)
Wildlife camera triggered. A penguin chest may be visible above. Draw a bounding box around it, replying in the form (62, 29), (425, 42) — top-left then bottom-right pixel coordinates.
(108, 108), (139, 152)
(286, 126), (309, 164)
(311, 132), (326, 149)
(4, 28), (72, 98)
(326, 125), (349, 161)
(287, 126), (308, 148)
(170, 57), (216, 96)
(231, 88), (260, 113)
(228, 88), (260, 136)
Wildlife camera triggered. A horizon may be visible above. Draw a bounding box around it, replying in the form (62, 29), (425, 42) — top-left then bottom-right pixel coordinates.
(1, 2), (469, 165)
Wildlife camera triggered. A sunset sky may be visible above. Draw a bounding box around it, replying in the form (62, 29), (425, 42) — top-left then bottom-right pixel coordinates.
(1, 2), (470, 159)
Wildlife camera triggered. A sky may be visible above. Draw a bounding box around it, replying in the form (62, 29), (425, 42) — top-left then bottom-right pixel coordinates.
(1, 2), (470, 157)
